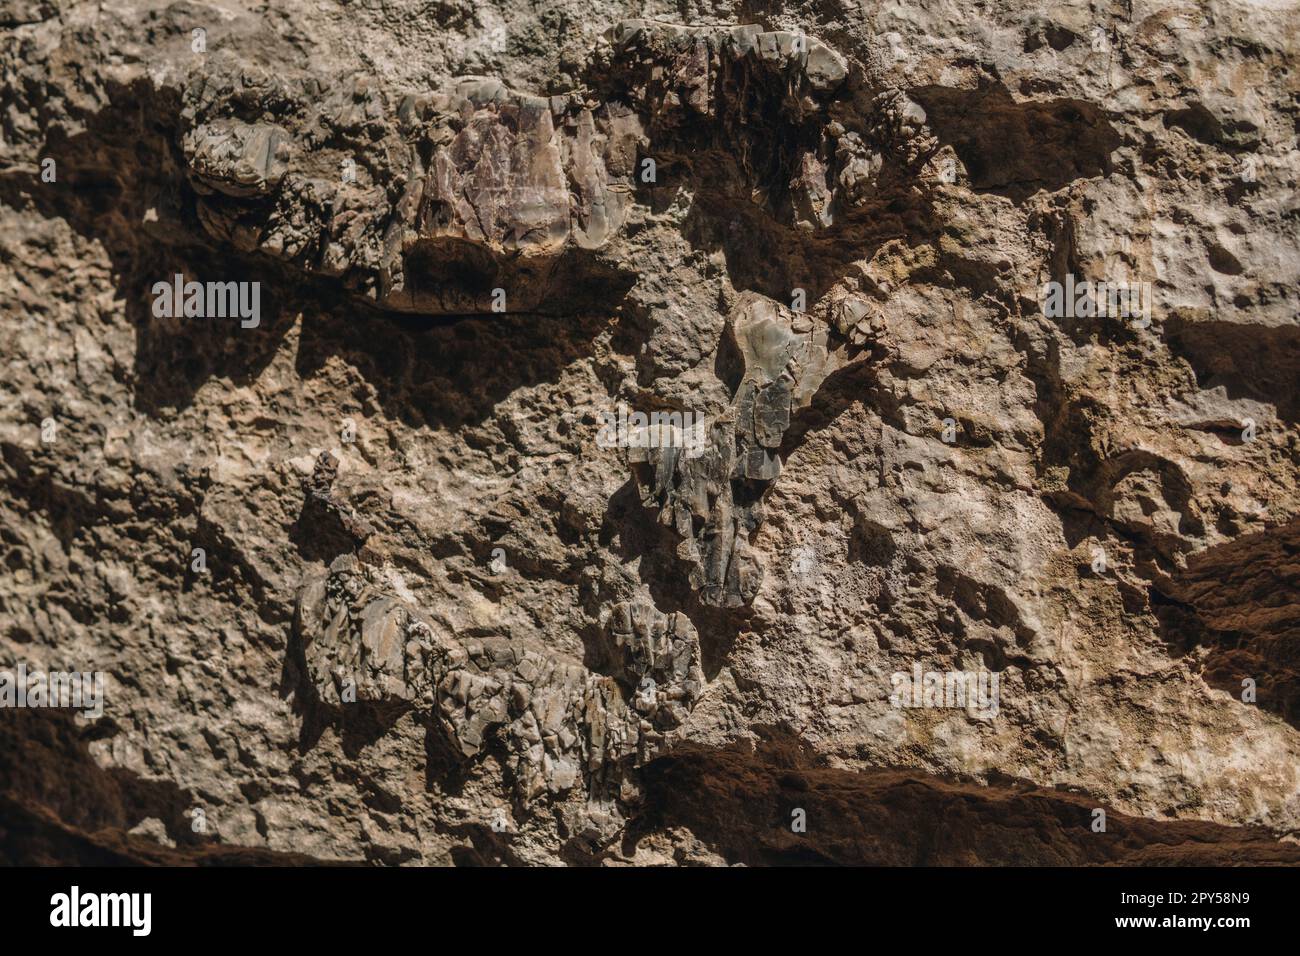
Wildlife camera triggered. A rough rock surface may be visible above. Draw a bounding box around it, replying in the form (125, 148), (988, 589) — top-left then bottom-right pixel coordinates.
(2, 0), (1299, 865)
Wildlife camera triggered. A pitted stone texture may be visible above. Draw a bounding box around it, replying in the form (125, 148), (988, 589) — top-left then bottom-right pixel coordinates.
(5, 0), (1300, 868)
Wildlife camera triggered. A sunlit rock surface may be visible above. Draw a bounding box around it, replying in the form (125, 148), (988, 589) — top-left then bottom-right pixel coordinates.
(2, 0), (1299, 865)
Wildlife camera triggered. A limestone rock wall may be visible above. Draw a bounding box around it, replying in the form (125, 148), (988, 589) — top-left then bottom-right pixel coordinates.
(2, 0), (1299, 865)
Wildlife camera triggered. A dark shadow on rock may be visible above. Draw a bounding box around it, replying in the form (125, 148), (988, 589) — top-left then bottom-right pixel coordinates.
(0, 708), (349, 864)
(777, 352), (881, 460)
(2, 74), (636, 428)
(292, 303), (630, 434)
(1149, 517), (1300, 730)
(912, 84), (1121, 203)
(0, 442), (104, 556)
(0, 75), (299, 417)
(1164, 317), (1300, 425)
(625, 733), (1300, 865)
(599, 477), (748, 679)
(677, 168), (944, 310)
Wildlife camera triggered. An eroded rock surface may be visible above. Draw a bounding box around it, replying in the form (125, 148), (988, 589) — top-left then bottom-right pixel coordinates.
(2, 0), (1300, 865)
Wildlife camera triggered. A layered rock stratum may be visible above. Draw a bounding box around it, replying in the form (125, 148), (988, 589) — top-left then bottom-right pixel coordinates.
(2, 0), (1299, 865)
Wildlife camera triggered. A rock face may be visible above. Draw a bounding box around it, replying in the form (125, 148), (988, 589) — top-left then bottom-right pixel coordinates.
(1, 1), (1299, 865)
